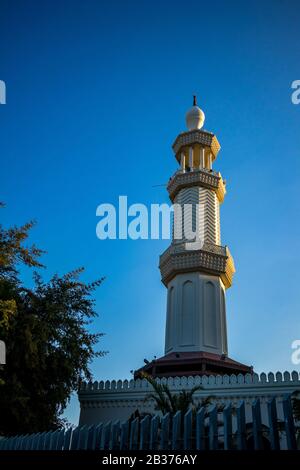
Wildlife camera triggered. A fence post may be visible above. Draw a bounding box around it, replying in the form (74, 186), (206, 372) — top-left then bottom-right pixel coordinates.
(21, 435), (27, 450)
(160, 413), (170, 450)
(86, 425), (96, 450)
(184, 408), (193, 450)
(196, 407), (205, 450)
(282, 394), (297, 450)
(267, 397), (280, 450)
(78, 425), (89, 450)
(223, 404), (233, 450)
(149, 415), (160, 450)
(63, 428), (73, 451)
(23, 435), (31, 450)
(16, 436), (22, 450)
(10, 436), (19, 450)
(71, 427), (80, 450)
(120, 420), (130, 450)
(5, 438), (12, 450)
(14, 437), (20, 450)
(50, 430), (60, 450)
(252, 399), (263, 450)
(0, 439), (6, 450)
(111, 421), (120, 450)
(44, 432), (53, 450)
(35, 434), (42, 450)
(139, 416), (150, 450)
(32, 434), (39, 449)
(129, 418), (139, 450)
(38, 433), (46, 451)
(5, 437), (11, 450)
(209, 405), (218, 450)
(15, 436), (22, 450)
(32, 434), (39, 450)
(1, 439), (8, 450)
(15, 436), (23, 450)
(172, 411), (181, 450)
(94, 423), (103, 450)
(56, 430), (65, 450)
(236, 401), (247, 450)
(101, 421), (112, 450)
(8, 437), (17, 450)
(25, 434), (33, 450)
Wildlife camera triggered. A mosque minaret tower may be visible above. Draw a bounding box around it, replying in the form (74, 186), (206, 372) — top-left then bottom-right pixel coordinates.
(136, 97), (251, 378)
(78, 99), (300, 428)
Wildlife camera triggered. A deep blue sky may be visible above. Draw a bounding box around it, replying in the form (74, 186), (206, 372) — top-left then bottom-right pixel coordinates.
(1, 0), (300, 424)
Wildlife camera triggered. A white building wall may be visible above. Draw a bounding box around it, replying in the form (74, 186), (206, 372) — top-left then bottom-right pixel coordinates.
(78, 371), (300, 438)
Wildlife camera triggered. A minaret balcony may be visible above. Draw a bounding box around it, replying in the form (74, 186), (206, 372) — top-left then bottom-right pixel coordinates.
(172, 128), (220, 161)
(159, 242), (235, 289)
(167, 168), (226, 203)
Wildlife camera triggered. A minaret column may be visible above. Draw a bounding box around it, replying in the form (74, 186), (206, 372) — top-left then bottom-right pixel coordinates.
(160, 98), (235, 357)
(207, 152), (212, 170)
(199, 146), (205, 169)
(180, 152), (185, 172)
(188, 146), (194, 171)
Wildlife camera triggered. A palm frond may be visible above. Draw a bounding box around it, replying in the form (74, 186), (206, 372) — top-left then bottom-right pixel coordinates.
(141, 372), (208, 415)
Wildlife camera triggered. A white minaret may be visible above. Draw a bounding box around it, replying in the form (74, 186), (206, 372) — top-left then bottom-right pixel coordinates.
(159, 97), (235, 357)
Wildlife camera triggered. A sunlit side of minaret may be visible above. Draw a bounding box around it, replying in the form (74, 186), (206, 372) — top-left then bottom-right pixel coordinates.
(159, 97), (235, 357)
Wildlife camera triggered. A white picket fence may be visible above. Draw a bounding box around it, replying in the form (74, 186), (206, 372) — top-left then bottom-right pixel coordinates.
(0, 395), (298, 450)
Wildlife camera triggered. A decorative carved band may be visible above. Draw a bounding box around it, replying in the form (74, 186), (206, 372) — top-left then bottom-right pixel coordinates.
(159, 243), (235, 289)
(172, 129), (220, 159)
(167, 169), (226, 203)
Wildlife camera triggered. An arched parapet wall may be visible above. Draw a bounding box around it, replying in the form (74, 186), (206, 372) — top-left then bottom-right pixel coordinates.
(78, 371), (300, 427)
(79, 370), (300, 393)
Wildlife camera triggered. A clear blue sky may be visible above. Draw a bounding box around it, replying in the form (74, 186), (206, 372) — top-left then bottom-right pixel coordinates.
(1, 0), (300, 424)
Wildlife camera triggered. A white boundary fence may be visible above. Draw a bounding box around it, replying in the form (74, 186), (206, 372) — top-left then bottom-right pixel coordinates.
(0, 395), (298, 451)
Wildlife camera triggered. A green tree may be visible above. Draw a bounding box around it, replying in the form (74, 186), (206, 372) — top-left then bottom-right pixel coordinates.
(0, 206), (105, 435)
(0, 202), (44, 332)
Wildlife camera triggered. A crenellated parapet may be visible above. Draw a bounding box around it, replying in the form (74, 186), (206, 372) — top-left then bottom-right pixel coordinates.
(79, 370), (300, 394)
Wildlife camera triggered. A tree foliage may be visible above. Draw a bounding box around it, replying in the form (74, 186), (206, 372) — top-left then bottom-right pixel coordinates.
(0, 205), (105, 435)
